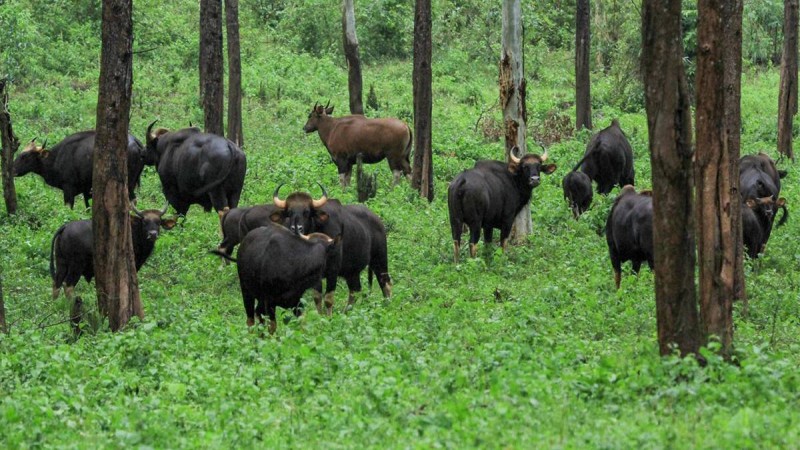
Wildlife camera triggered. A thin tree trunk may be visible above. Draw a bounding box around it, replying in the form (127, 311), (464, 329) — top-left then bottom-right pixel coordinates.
(93, 0), (141, 331)
(778, 0), (798, 161)
(501, 0), (531, 243)
(200, 0), (224, 135)
(575, 0), (592, 130)
(642, 0), (703, 358)
(412, 0), (433, 201)
(0, 79), (19, 215)
(342, 0), (364, 115)
(695, 0), (741, 358)
(0, 271), (7, 333)
(225, 0), (243, 147)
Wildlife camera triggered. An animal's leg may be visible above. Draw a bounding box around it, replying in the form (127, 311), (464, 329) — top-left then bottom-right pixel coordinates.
(243, 292), (256, 327)
(313, 282), (324, 314)
(267, 306), (277, 335)
(324, 291), (335, 316)
(468, 224), (481, 258)
(392, 170), (402, 186)
(483, 227), (493, 245)
(378, 272), (392, 298)
(63, 185), (77, 209)
(344, 275), (362, 312)
(632, 260), (642, 274)
(453, 240), (461, 263)
(500, 238), (508, 253)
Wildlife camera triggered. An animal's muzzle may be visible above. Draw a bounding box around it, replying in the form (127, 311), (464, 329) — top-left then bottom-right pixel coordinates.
(529, 176), (541, 187)
(290, 224), (304, 235)
(147, 231), (159, 242)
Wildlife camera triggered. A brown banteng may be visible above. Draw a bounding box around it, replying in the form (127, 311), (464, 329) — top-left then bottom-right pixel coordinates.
(303, 101), (412, 187)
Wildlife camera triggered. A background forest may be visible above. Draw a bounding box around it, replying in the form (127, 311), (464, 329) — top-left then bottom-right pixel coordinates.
(1, 0), (800, 447)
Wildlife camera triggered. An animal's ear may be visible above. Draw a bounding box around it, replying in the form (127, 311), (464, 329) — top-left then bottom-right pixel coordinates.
(745, 198), (757, 208)
(269, 211), (283, 223)
(778, 169), (788, 179)
(542, 164), (557, 174)
(155, 128), (170, 139)
(638, 190), (653, 197)
(315, 210), (330, 224)
(507, 161), (519, 174)
(325, 106), (334, 115)
(161, 218), (177, 230)
(129, 213), (142, 223)
(777, 197), (787, 207)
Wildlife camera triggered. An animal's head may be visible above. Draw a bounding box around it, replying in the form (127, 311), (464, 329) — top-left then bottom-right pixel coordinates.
(745, 196), (786, 221)
(303, 100), (334, 133)
(144, 120), (170, 165)
(302, 232), (338, 255)
(270, 183), (329, 235)
(13, 138), (48, 177)
(130, 201), (177, 242)
(508, 146), (557, 187)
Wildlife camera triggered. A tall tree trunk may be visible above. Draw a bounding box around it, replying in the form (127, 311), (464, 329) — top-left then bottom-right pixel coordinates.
(412, 0), (433, 202)
(575, 0), (592, 130)
(778, 0), (798, 161)
(0, 79), (19, 215)
(695, 0), (742, 358)
(500, 0), (531, 243)
(642, 0), (703, 358)
(200, 0), (224, 135)
(93, 0), (141, 331)
(0, 271), (6, 333)
(225, 0), (243, 147)
(342, 0), (364, 115)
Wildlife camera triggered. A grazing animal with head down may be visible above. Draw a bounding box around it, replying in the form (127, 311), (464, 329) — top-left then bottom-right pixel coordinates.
(50, 202), (176, 299)
(576, 119), (635, 195)
(144, 121), (247, 221)
(13, 131), (147, 208)
(269, 184), (392, 314)
(303, 101), (412, 187)
(212, 223), (336, 334)
(447, 147), (556, 262)
(605, 185), (653, 289)
(218, 204), (279, 256)
(562, 169), (593, 219)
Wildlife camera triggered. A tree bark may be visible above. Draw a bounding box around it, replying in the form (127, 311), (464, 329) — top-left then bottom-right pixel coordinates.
(778, 0), (798, 161)
(200, 0), (224, 135)
(225, 0), (243, 146)
(93, 0), (142, 331)
(575, 0), (592, 130)
(342, 0), (364, 115)
(412, 0), (433, 202)
(0, 79), (19, 215)
(501, 0), (531, 243)
(695, 0), (742, 358)
(642, 0), (703, 358)
(0, 271), (7, 333)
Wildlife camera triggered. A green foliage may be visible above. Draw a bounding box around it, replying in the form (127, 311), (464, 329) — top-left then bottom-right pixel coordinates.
(743, 0), (784, 66)
(2, 0), (800, 447)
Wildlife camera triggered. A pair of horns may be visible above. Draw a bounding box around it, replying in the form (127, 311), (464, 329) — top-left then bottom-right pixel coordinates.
(508, 144), (549, 164)
(131, 199), (170, 218)
(272, 183), (328, 209)
(313, 100), (332, 111)
(27, 137), (47, 151)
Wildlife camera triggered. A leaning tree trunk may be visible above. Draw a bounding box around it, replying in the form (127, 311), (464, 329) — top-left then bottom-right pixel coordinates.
(200, 0), (224, 136)
(778, 0), (798, 162)
(412, 0), (433, 202)
(500, 0), (531, 243)
(225, 0), (243, 147)
(575, 0), (592, 130)
(342, 0), (364, 115)
(93, 0), (142, 331)
(695, 0), (743, 358)
(642, 0), (703, 358)
(0, 79), (19, 215)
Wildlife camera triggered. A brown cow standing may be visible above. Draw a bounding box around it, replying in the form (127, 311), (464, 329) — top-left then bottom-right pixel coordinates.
(303, 101), (412, 187)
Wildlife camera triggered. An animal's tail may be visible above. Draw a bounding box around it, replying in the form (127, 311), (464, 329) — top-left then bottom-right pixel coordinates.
(191, 140), (238, 197)
(49, 224), (67, 281)
(447, 177), (466, 241)
(571, 143), (597, 172)
(209, 249), (237, 262)
(404, 124), (413, 162)
(777, 204), (789, 227)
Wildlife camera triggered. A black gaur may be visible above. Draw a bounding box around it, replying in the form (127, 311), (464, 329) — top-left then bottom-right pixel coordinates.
(576, 119), (635, 195)
(605, 185), (653, 289)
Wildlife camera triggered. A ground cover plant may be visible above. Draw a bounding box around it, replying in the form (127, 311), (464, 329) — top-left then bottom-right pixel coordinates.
(1, 1), (800, 447)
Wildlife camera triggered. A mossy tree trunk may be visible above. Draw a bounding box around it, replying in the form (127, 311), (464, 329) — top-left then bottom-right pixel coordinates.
(642, 0), (703, 358)
(412, 0), (433, 202)
(93, 0), (141, 331)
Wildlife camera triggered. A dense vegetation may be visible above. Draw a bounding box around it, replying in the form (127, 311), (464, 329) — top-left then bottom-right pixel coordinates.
(2, 0), (799, 447)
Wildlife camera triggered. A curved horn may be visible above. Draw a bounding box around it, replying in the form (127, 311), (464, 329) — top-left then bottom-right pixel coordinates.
(41, 139), (47, 150)
(311, 183), (328, 208)
(272, 183), (287, 209)
(130, 200), (144, 218)
(146, 119), (158, 143)
(159, 200), (170, 216)
(324, 99), (331, 109)
(509, 146), (521, 164)
(540, 149), (549, 162)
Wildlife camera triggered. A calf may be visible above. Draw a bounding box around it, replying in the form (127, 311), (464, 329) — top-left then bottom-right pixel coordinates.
(577, 119), (635, 195)
(739, 153), (788, 245)
(212, 224), (336, 334)
(562, 170), (593, 219)
(605, 185), (653, 289)
(218, 204), (278, 256)
(742, 196), (787, 259)
(50, 202), (176, 299)
(447, 148), (556, 262)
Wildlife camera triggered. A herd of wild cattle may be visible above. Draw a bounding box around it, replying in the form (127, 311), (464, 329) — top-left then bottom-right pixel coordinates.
(13, 105), (788, 332)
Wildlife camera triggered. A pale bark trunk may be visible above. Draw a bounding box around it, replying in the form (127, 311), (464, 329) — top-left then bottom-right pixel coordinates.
(642, 0), (703, 358)
(576, 0), (592, 130)
(501, 0), (531, 243)
(200, 0), (224, 135)
(342, 0), (364, 115)
(0, 79), (18, 215)
(226, 0), (243, 146)
(778, 0), (798, 161)
(412, 0), (433, 201)
(94, 0), (141, 331)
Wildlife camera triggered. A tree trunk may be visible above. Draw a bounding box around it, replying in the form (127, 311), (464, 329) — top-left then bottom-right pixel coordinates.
(0, 79), (19, 215)
(695, 0), (742, 358)
(342, 0), (364, 115)
(642, 0), (703, 358)
(412, 0), (433, 202)
(778, 0), (798, 161)
(501, 0), (531, 243)
(93, 0), (142, 331)
(225, 0), (243, 147)
(0, 271), (7, 333)
(575, 0), (592, 130)
(200, 0), (224, 135)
